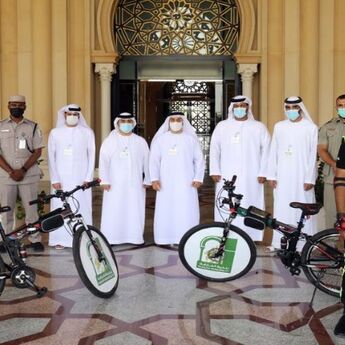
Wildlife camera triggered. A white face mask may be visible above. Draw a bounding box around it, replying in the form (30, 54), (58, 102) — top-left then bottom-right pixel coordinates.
(169, 121), (183, 132)
(66, 115), (79, 126)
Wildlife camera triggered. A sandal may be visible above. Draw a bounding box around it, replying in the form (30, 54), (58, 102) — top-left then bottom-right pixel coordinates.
(55, 244), (65, 250)
(264, 245), (278, 253)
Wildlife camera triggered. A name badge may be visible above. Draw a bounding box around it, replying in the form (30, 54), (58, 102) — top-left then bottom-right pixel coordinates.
(231, 133), (240, 144)
(169, 146), (178, 155)
(19, 139), (26, 149)
(1, 129), (10, 132)
(64, 147), (73, 156)
(120, 148), (129, 158)
(284, 145), (293, 156)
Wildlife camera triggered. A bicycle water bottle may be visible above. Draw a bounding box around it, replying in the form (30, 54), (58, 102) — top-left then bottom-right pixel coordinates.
(280, 236), (287, 250)
(19, 243), (28, 261)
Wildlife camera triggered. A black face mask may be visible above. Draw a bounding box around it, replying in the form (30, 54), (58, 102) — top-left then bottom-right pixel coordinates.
(10, 107), (25, 118)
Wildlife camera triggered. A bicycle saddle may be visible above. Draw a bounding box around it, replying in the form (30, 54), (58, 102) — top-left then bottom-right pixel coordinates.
(289, 202), (322, 215)
(0, 206), (11, 213)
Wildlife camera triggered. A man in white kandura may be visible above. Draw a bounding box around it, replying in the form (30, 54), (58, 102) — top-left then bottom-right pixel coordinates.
(149, 111), (205, 245)
(99, 112), (150, 245)
(267, 96), (318, 250)
(209, 95), (271, 241)
(48, 104), (95, 249)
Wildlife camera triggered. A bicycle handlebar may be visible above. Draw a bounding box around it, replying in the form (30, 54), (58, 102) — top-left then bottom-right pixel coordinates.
(29, 178), (101, 205)
(221, 175), (243, 201)
(222, 175), (237, 190)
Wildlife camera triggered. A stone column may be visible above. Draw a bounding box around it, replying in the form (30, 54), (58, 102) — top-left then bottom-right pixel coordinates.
(95, 63), (115, 140)
(237, 64), (258, 99)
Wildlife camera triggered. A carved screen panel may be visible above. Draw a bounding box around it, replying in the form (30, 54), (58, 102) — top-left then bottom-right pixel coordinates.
(115, 0), (239, 56)
(169, 80), (213, 157)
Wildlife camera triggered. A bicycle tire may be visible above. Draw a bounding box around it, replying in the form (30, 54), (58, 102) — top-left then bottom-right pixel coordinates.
(0, 255), (5, 295)
(179, 222), (257, 282)
(72, 226), (119, 298)
(301, 228), (344, 297)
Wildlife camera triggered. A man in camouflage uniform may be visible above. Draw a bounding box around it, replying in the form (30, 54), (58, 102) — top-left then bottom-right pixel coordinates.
(0, 95), (44, 251)
(318, 94), (345, 228)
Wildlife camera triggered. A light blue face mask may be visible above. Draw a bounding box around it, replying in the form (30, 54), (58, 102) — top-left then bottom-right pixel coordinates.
(285, 109), (300, 121)
(233, 107), (247, 118)
(337, 108), (345, 118)
(119, 122), (134, 133)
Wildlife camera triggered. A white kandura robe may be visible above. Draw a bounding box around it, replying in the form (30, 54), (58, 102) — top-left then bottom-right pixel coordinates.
(149, 131), (205, 244)
(209, 118), (271, 241)
(99, 131), (150, 244)
(267, 118), (318, 248)
(48, 126), (95, 247)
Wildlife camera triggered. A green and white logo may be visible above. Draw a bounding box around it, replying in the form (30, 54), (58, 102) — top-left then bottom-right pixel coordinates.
(87, 238), (115, 285)
(196, 236), (238, 273)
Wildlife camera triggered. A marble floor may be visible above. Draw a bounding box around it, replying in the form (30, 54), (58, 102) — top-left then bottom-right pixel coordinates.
(0, 180), (344, 345)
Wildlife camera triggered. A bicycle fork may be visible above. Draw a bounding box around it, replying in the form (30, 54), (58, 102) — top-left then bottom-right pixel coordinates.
(210, 225), (231, 259)
(74, 218), (106, 264)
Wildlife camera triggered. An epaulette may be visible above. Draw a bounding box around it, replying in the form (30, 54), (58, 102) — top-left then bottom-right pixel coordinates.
(329, 118), (337, 124)
(23, 118), (37, 126)
(323, 118), (338, 125)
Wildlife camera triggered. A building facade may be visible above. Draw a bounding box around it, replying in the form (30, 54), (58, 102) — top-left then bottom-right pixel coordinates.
(0, 0), (344, 168)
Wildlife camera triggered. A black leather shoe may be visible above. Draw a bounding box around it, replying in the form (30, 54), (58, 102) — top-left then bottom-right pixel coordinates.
(334, 314), (345, 337)
(30, 242), (44, 252)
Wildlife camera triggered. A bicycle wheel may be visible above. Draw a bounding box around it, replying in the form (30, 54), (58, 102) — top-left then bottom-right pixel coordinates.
(179, 222), (257, 282)
(301, 228), (344, 297)
(0, 255), (5, 295)
(72, 226), (119, 298)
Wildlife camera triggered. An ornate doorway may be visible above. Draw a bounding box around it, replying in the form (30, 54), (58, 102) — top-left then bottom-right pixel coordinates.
(113, 0), (240, 151)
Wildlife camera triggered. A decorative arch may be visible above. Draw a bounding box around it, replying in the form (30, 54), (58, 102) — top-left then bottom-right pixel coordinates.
(92, 0), (120, 63)
(235, 0), (256, 53)
(92, 0), (260, 63)
(114, 0), (239, 56)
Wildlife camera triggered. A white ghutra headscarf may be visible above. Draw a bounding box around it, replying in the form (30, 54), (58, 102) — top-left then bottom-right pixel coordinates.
(55, 104), (90, 128)
(151, 112), (198, 143)
(113, 112), (137, 132)
(284, 96), (314, 123)
(227, 95), (255, 120)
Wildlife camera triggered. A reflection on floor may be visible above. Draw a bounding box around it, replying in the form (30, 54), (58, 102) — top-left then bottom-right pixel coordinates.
(0, 179), (342, 344)
(0, 245), (344, 345)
